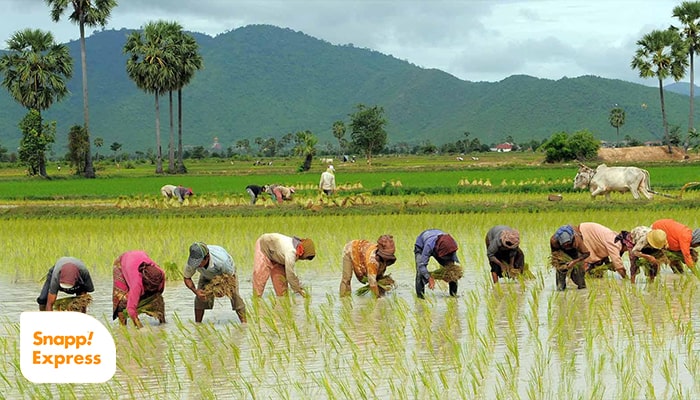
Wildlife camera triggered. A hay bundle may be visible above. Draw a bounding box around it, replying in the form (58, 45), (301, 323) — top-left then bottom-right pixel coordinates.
(430, 263), (463, 282)
(53, 294), (92, 312)
(355, 275), (395, 296)
(201, 274), (238, 298)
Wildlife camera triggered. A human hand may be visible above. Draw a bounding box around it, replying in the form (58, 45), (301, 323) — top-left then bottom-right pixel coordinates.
(428, 276), (435, 290)
(195, 289), (207, 301)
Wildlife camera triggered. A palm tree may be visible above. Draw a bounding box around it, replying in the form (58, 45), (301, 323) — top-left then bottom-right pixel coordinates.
(332, 120), (346, 155)
(293, 130), (318, 171)
(631, 29), (688, 153)
(93, 136), (103, 161)
(672, 1), (700, 152)
(172, 30), (202, 174)
(0, 29), (72, 177)
(46, 0), (117, 178)
(124, 21), (180, 174)
(608, 106), (626, 145)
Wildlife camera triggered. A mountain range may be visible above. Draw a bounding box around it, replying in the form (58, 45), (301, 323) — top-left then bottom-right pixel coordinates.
(1, 24), (699, 154)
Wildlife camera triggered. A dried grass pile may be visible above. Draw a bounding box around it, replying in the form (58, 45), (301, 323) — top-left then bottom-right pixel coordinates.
(355, 275), (396, 296)
(430, 263), (463, 282)
(53, 294), (92, 312)
(202, 274), (237, 298)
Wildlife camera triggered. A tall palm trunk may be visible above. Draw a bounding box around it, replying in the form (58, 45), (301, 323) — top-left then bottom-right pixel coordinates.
(688, 49), (695, 153)
(155, 92), (163, 173)
(168, 90), (175, 173)
(177, 89), (186, 173)
(658, 78), (672, 154)
(79, 19), (95, 178)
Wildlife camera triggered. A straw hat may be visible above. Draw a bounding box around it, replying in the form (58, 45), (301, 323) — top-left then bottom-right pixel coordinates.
(646, 229), (668, 249)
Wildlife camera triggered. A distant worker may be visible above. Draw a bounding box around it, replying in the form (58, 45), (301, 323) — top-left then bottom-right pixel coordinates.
(266, 184), (295, 204)
(628, 226), (668, 283)
(319, 165), (336, 195)
(253, 233), (315, 297)
(486, 225), (525, 283)
(37, 257), (95, 312)
(550, 225), (589, 291)
(339, 234), (397, 298)
(112, 250), (166, 328)
(184, 242), (247, 323)
(246, 184), (267, 205)
(414, 229), (460, 299)
(161, 184), (193, 202)
(651, 219), (699, 271)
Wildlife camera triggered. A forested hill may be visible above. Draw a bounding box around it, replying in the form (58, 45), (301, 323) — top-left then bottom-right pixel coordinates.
(0, 24), (697, 154)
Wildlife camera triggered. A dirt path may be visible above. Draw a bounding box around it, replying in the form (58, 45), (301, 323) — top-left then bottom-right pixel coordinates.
(598, 146), (697, 163)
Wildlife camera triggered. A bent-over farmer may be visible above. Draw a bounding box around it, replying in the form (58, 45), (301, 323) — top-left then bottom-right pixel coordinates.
(651, 219), (699, 271)
(37, 257), (94, 312)
(486, 225), (525, 283)
(339, 234), (397, 298)
(112, 250), (166, 328)
(578, 222), (629, 279)
(629, 226), (668, 283)
(550, 225), (589, 291)
(253, 233), (315, 297)
(184, 242), (247, 323)
(414, 229), (460, 299)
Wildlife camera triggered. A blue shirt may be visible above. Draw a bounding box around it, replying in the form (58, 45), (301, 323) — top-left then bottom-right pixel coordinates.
(183, 245), (235, 280)
(414, 229), (459, 280)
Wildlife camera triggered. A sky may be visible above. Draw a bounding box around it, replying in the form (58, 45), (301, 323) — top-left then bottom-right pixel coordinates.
(0, 0), (686, 86)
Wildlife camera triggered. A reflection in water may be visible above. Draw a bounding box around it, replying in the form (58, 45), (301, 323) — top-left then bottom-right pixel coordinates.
(2, 266), (700, 399)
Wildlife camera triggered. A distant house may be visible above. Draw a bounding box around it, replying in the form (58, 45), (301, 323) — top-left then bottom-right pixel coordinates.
(491, 142), (514, 152)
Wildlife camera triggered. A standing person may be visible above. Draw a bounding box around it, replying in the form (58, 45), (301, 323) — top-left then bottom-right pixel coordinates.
(578, 222), (629, 279)
(628, 226), (668, 283)
(339, 234), (397, 298)
(37, 257), (94, 312)
(414, 229), (460, 299)
(319, 165), (336, 195)
(252, 233), (316, 297)
(651, 219), (699, 271)
(550, 225), (589, 291)
(184, 242), (247, 323)
(112, 250), (166, 328)
(245, 184), (267, 205)
(486, 225), (525, 283)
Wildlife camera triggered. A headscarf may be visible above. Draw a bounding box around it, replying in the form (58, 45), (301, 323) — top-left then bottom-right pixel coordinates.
(614, 231), (634, 250)
(500, 229), (520, 249)
(692, 228), (700, 247)
(553, 225), (574, 246)
(139, 262), (164, 293)
(435, 234), (458, 257)
(298, 238), (316, 260)
(59, 264), (80, 290)
(376, 234), (397, 264)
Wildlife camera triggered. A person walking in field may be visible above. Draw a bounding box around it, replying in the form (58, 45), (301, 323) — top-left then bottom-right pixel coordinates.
(319, 165), (336, 195)
(550, 225), (589, 291)
(252, 233), (316, 297)
(37, 257), (94, 312)
(628, 226), (668, 283)
(339, 234), (397, 298)
(184, 242), (247, 323)
(577, 222), (630, 279)
(651, 219), (699, 272)
(414, 229), (460, 299)
(112, 250), (166, 328)
(486, 225), (525, 283)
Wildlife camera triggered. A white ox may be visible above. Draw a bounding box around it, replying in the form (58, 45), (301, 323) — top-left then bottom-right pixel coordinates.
(573, 163), (653, 200)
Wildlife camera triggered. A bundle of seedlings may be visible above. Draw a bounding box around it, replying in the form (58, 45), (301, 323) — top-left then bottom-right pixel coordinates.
(663, 249), (698, 273)
(502, 262), (534, 279)
(355, 275), (396, 296)
(430, 263), (463, 282)
(202, 274), (238, 298)
(549, 251), (573, 270)
(134, 294), (165, 322)
(53, 294), (92, 312)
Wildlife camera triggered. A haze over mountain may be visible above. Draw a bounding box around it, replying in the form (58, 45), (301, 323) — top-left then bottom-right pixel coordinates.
(0, 24), (698, 154)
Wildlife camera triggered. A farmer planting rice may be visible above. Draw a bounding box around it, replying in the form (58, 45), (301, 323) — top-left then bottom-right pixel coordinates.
(339, 234), (397, 298)
(578, 222), (630, 279)
(486, 225), (525, 283)
(245, 184), (267, 205)
(414, 229), (461, 299)
(37, 257), (94, 312)
(184, 242), (247, 323)
(628, 226), (668, 283)
(112, 250), (166, 328)
(651, 219), (699, 271)
(265, 184), (295, 204)
(252, 233), (315, 297)
(550, 225), (589, 291)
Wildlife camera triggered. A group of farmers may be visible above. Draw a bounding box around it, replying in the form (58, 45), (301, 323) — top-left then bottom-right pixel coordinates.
(246, 165), (338, 204)
(35, 218), (699, 327)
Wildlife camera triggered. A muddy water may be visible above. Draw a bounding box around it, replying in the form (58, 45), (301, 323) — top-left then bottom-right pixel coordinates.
(2, 265), (700, 399)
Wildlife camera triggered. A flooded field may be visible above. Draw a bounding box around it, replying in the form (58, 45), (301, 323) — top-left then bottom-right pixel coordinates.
(2, 212), (700, 399)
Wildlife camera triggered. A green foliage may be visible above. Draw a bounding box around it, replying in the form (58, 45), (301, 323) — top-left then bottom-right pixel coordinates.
(66, 124), (88, 175)
(293, 130), (318, 171)
(349, 104), (387, 163)
(18, 110), (55, 176)
(541, 130), (599, 163)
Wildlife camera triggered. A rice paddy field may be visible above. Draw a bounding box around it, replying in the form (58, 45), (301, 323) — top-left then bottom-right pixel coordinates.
(1, 155), (700, 399)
